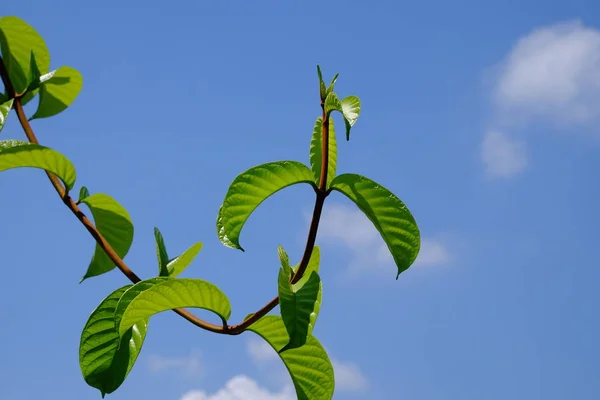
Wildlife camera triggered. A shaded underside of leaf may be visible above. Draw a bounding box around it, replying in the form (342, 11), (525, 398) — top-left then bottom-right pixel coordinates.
(309, 116), (337, 188)
(247, 315), (335, 400)
(216, 160), (315, 250)
(116, 278), (232, 337)
(80, 193), (134, 281)
(0, 139), (76, 189)
(0, 16), (50, 94)
(79, 285), (148, 397)
(30, 65), (83, 120)
(330, 173), (420, 278)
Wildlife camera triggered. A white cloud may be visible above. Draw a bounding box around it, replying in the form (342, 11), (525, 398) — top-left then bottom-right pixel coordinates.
(481, 131), (528, 178)
(494, 20), (600, 124)
(146, 349), (202, 377)
(247, 337), (278, 363)
(482, 20), (600, 177)
(180, 375), (295, 400)
(331, 359), (368, 392)
(318, 203), (450, 273)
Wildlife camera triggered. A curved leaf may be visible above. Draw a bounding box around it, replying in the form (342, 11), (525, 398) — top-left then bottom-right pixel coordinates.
(153, 227), (170, 277)
(217, 161), (315, 250)
(340, 95), (361, 141)
(324, 92), (342, 116)
(247, 315), (335, 400)
(166, 242), (203, 277)
(79, 285), (148, 397)
(316, 65), (326, 101)
(330, 173), (420, 278)
(0, 98), (13, 132)
(326, 73), (339, 96)
(309, 116), (337, 187)
(80, 194), (134, 281)
(116, 278), (231, 337)
(0, 139), (76, 190)
(30, 66), (83, 120)
(292, 246), (322, 333)
(0, 16), (50, 94)
(278, 266), (321, 352)
(78, 186), (90, 203)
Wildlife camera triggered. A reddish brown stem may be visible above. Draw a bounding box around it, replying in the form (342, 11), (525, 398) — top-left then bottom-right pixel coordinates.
(1, 56), (330, 335)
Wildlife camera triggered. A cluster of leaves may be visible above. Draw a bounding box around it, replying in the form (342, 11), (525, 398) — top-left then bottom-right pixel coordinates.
(0, 15), (421, 400)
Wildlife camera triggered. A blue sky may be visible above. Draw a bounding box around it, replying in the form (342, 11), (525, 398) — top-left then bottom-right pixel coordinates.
(1, 1), (599, 399)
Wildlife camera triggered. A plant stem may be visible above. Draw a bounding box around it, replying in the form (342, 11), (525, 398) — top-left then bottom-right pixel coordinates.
(0, 57), (330, 335)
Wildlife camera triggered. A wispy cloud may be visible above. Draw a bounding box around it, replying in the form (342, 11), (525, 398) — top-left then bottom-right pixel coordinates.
(146, 349), (202, 377)
(482, 20), (600, 178)
(481, 131), (528, 178)
(318, 203), (451, 274)
(180, 375), (295, 400)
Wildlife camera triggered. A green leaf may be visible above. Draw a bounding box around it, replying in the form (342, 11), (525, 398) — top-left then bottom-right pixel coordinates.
(79, 285), (148, 397)
(80, 194), (134, 281)
(0, 139), (76, 189)
(0, 98), (13, 132)
(309, 116), (337, 187)
(153, 227), (170, 277)
(292, 246), (322, 325)
(316, 65), (326, 101)
(78, 186), (90, 203)
(217, 161), (315, 250)
(278, 267), (321, 352)
(277, 246), (323, 350)
(340, 95), (361, 140)
(247, 315), (335, 400)
(329, 174), (420, 278)
(324, 92), (342, 116)
(116, 278), (232, 337)
(326, 73), (339, 96)
(26, 51), (42, 92)
(166, 242), (203, 278)
(0, 92), (7, 103)
(30, 66), (83, 120)
(0, 16), (50, 94)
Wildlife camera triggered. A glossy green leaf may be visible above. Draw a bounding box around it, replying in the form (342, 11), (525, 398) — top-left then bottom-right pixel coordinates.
(309, 116), (337, 187)
(80, 194), (134, 281)
(277, 246), (323, 346)
(324, 92), (342, 116)
(326, 73), (339, 96)
(217, 161), (315, 250)
(26, 51), (42, 91)
(0, 139), (76, 189)
(247, 315), (335, 400)
(292, 246), (322, 327)
(30, 66), (83, 120)
(116, 278), (232, 337)
(329, 174), (420, 278)
(79, 285), (148, 397)
(278, 265), (321, 352)
(340, 95), (361, 140)
(0, 16), (50, 94)
(153, 227), (170, 277)
(166, 242), (203, 278)
(78, 186), (90, 203)
(0, 92), (7, 103)
(0, 98), (13, 132)
(316, 65), (326, 101)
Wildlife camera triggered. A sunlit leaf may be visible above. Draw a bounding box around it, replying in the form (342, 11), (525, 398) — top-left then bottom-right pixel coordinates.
(340, 95), (361, 140)
(116, 278), (231, 337)
(0, 16), (50, 94)
(30, 66), (83, 120)
(316, 65), (326, 101)
(0, 98), (13, 132)
(291, 246), (322, 330)
(309, 116), (337, 187)
(80, 194), (134, 281)
(329, 173), (420, 278)
(166, 242), (203, 278)
(153, 227), (170, 277)
(247, 315), (334, 400)
(217, 161), (315, 250)
(326, 73), (339, 96)
(79, 285), (148, 398)
(324, 92), (342, 116)
(0, 139), (76, 189)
